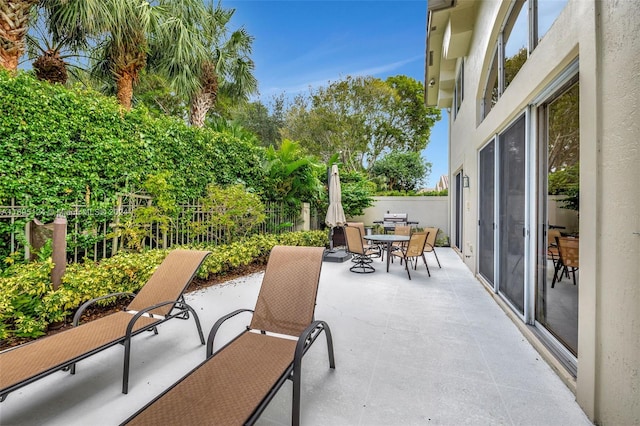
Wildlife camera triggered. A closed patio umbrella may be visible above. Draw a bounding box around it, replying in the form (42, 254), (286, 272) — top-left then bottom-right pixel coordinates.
(325, 164), (346, 249)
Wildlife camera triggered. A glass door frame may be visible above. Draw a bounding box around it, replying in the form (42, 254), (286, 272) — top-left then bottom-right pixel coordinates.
(530, 59), (579, 366)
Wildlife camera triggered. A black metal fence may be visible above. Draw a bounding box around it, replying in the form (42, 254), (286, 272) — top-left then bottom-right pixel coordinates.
(0, 195), (308, 264)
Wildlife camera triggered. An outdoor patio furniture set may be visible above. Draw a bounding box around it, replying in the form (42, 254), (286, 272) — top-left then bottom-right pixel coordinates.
(344, 222), (442, 280)
(0, 246), (334, 426)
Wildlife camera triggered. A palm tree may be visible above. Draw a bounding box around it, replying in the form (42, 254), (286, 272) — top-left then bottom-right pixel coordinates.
(151, 3), (257, 127)
(0, 0), (38, 71)
(43, 0), (210, 110)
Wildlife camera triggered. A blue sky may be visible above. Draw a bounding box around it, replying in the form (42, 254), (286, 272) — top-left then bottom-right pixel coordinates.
(224, 0), (449, 187)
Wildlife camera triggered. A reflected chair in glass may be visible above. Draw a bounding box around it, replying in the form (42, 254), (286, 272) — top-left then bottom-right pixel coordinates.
(547, 229), (562, 271)
(391, 232), (429, 280)
(552, 236), (579, 287)
(344, 225), (376, 273)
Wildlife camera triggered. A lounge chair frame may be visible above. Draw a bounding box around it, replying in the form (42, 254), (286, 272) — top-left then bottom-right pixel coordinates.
(0, 250), (210, 401)
(122, 245), (335, 426)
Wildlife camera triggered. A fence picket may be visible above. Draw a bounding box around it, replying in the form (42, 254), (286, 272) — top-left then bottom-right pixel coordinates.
(0, 196), (311, 265)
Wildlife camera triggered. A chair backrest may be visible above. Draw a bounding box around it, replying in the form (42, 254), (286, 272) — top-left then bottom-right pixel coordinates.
(346, 222), (367, 246)
(344, 225), (365, 255)
(548, 229), (562, 247)
(127, 250), (210, 316)
(424, 227), (439, 252)
(405, 232), (428, 257)
(250, 245), (324, 336)
(394, 225), (412, 236)
(557, 237), (579, 268)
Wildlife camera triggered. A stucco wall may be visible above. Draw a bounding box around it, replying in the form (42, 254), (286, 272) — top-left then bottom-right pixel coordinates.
(349, 196), (450, 242)
(441, 0), (639, 423)
(588, 1), (640, 423)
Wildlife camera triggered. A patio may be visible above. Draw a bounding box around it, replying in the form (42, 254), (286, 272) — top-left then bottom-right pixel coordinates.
(0, 248), (591, 425)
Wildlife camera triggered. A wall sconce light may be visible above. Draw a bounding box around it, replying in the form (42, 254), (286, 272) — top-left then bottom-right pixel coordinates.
(463, 175), (470, 188)
(429, 78), (436, 87)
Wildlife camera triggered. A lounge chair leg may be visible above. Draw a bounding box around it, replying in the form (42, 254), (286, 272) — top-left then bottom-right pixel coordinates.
(123, 336), (132, 394)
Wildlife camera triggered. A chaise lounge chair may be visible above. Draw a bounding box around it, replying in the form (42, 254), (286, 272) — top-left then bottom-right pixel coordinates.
(0, 249), (210, 400)
(122, 245), (335, 426)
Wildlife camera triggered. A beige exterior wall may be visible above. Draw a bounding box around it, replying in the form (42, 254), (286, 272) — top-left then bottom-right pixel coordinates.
(349, 196), (450, 240)
(428, 0), (640, 424)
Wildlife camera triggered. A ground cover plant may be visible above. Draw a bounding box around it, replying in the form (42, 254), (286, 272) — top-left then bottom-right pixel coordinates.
(0, 230), (328, 348)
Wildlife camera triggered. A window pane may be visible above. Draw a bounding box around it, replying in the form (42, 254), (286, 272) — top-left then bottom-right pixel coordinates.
(537, 0), (568, 43)
(483, 48), (499, 119)
(504, 0), (529, 90)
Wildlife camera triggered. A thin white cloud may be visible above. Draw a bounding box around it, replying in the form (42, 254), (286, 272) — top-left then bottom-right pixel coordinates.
(258, 54), (424, 98)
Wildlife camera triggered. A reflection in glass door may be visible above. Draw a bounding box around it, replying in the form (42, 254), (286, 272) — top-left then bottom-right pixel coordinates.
(478, 141), (495, 285)
(499, 115), (526, 314)
(536, 80), (579, 356)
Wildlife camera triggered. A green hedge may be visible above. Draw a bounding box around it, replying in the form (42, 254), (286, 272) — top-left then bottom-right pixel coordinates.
(0, 71), (265, 207)
(0, 230), (328, 341)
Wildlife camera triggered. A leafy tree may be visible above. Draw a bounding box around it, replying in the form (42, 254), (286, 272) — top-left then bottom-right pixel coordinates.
(230, 94), (285, 147)
(262, 139), (324, 211)
(281, 75), (440, 171)
(335, 169), (376, 218)
(191, 183), (266, 243)
(133, 70), (188, 119)
(548, 82), (579, 173)
(370, 151), (430, 192)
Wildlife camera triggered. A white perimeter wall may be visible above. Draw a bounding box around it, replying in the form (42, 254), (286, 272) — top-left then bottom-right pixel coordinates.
(349, 196), (450, 242)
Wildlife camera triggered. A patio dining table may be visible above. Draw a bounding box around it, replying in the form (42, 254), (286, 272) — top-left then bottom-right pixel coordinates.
(364, 234), (410, 273)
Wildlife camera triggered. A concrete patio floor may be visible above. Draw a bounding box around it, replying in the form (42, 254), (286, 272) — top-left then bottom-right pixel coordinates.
(0, 248), (592, 425)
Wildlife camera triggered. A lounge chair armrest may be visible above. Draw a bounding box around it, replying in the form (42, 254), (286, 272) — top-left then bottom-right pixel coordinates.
(73, 292), (136, 326)
(206, 309), (254, 357)
(125, 300), (201, 340)
(294, 320), (335, 368)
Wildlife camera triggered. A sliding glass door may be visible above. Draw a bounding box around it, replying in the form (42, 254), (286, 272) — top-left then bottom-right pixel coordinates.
(536, 79), (580, 356)
(498, 115), (526, 314)
(478, 141), (495, 285)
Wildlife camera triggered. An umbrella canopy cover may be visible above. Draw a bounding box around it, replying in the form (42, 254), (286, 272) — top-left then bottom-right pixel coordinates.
(325, 164), (346, 227)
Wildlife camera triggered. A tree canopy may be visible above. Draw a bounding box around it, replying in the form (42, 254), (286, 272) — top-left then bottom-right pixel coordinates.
(280, 75), (440, 172)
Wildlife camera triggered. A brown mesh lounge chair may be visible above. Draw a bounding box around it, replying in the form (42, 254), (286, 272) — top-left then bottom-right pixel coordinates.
(0, 249), (210, 400)
(122, 245), (335, 426)
(344, 225), (376, 273)
(391, 232), (430, 279)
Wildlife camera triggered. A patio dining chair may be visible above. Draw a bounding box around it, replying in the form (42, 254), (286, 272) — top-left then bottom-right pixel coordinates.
(385, 224), (412, 262)
(346, 222), (381, 258)
(344, 224), (376, 273)
(391, 231), (430, 279)
(552, 236), (579, 287)
(0, 250), (210, 401)
(423, 227), (442, 268)
(122, 245), (334, 426)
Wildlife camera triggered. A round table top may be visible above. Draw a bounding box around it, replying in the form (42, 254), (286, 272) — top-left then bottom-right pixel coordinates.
(364, 234), (410, 242)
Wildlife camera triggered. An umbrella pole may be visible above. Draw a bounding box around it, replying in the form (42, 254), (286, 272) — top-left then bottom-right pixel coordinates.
(329, 226), (335, 251)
